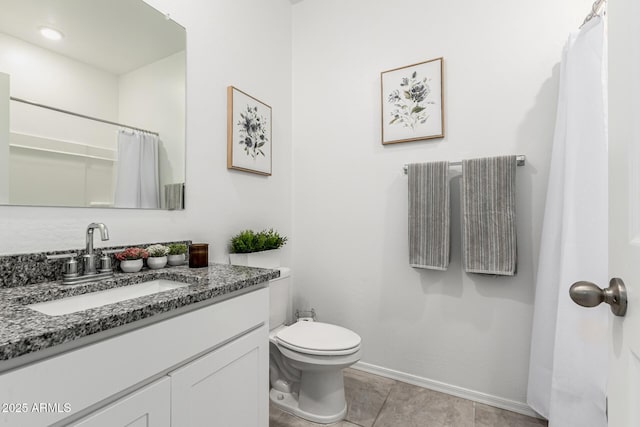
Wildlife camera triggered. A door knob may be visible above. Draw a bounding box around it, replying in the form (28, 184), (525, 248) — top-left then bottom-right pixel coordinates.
(569, 278), (627, 317)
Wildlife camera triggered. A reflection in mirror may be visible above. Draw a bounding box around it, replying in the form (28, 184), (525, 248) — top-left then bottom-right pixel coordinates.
(0, 0), (186, 209)
(0, 72), (8, 204)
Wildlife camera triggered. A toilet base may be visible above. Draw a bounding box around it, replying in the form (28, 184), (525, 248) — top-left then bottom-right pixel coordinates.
(269, 388), (347, 424)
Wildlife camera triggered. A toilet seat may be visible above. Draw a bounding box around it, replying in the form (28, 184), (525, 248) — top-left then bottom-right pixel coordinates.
(275, 321), (361, 356)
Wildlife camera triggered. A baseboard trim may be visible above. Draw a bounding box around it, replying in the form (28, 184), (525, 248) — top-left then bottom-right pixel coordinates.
(352, 362), (543, 420)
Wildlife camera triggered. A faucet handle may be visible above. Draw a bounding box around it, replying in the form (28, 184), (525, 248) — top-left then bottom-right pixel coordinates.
(46, 253), (79, 278)
(99, 255), (112, 273)
(63, 257), (79, 278)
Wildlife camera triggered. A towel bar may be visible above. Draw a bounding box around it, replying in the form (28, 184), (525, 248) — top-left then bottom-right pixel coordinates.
(402, 155), (525, 174)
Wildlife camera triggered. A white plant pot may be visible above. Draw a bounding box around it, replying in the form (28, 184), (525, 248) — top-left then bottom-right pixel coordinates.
(229, 249), (281, 268)
(120, 259), (143, 273)
(167, 254), (186, 266)
(147, 256), (167, 270)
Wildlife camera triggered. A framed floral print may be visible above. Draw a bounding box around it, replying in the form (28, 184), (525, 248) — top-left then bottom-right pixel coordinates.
(227, 86), (272, 175)
(381, 57), (444, 145)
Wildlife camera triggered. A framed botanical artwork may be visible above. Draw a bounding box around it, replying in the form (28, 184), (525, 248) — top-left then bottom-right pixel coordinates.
(381, 57), (444, 145)
(227, 86), (272, 175)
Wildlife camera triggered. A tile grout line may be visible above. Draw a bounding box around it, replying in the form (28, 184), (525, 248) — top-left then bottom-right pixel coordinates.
(369, 380), (396, 427)
(472, 401), (476, 427)
(370, 395), (390, 427)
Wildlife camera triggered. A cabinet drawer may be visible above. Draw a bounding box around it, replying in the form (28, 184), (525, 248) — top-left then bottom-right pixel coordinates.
(70, 378), (170, 427)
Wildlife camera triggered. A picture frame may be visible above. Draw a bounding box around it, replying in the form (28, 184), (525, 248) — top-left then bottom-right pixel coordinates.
(227, 86), (272, 175)
(381, 57), (444, 145)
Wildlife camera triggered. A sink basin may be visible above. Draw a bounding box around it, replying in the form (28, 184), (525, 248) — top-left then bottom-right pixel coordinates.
(27, 280), (189, 316)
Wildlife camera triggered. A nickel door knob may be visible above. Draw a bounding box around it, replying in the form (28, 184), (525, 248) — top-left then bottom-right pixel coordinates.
(569, 278), (627, 317)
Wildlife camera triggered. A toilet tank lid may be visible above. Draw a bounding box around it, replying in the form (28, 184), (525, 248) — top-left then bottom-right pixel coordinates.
(276, 321), (361, 352)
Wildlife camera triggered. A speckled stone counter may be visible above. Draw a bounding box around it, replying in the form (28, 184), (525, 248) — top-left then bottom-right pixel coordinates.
(0, 240), (192, 288)
(0, 263), (279, 361)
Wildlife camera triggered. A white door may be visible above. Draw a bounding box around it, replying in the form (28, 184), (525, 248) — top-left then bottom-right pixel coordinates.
(606, 0), (640, 424)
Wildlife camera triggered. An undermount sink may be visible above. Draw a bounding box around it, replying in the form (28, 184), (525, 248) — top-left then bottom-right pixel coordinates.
(27, 280), (189, 316)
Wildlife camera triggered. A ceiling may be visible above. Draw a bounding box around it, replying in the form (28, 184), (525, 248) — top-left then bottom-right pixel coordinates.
(0, 0), (185, 75)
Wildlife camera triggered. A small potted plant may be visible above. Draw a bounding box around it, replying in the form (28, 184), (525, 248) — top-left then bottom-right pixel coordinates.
(115, 247), (148, 273)
(146, 244), (169, 270)
(229, 229), (287, 268)
(167, 243), (188, 266)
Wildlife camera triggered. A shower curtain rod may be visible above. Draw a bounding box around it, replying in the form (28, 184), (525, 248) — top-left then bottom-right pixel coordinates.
(402, 155), (525, 174)
(581, 0), (606, 28)
(9, 96), (159, 136)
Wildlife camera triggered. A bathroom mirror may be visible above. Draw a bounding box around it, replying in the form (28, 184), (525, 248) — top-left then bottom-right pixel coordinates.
(0, 0), (186, 209)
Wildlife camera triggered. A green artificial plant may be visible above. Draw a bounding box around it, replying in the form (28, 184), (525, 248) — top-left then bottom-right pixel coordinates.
(229, 229), (287, 254)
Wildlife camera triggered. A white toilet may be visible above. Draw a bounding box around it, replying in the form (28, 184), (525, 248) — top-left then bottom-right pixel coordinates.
(269, 268), (362, 424)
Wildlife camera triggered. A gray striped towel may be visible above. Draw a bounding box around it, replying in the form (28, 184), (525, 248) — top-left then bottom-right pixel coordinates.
(164, 183), (185, 210)
(461, 156), (517, 275)
(408, 162), (450, 270)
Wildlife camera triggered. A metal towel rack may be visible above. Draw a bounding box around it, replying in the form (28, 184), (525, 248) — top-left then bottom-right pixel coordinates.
(402, 155), (525, 174)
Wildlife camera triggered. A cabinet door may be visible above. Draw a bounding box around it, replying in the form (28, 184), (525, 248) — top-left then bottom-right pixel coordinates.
(70, 377), (170, 427)
(170, 324), (268, 427)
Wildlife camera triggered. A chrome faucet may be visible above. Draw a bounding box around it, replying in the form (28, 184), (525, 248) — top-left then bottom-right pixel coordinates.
(57, 223), (113, 284)
(83, 223), (110, 275)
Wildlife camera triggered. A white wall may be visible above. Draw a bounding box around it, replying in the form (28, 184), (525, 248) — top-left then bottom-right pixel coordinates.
(291, 0), (591, 408)
(0, 0), (293, 270)
(118, 51), (186, 207)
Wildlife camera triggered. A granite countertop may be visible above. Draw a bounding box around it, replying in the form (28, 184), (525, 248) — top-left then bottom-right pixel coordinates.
(0, 263), (279, 362)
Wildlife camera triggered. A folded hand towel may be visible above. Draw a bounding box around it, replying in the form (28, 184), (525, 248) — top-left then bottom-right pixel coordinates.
(408, 162), (450, 270)
(164, 183), (184, 210)
(461, 156), (517, 275)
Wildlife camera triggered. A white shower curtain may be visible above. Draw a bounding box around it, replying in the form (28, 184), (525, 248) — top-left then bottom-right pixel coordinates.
(114, 130), (160, 209)
(527, 17), (608, 427)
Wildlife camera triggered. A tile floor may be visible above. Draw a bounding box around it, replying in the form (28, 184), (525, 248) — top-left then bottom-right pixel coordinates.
(270, 368), (548, 427)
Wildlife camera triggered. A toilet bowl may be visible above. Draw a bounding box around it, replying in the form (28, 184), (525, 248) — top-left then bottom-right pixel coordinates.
(269, 269), (361, 424)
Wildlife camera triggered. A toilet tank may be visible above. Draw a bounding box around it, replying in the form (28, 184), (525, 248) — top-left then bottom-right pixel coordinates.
(269, 267), (291, 330)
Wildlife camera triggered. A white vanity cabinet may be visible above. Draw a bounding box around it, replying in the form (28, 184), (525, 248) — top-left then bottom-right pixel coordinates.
(0, 286), (269, 427)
